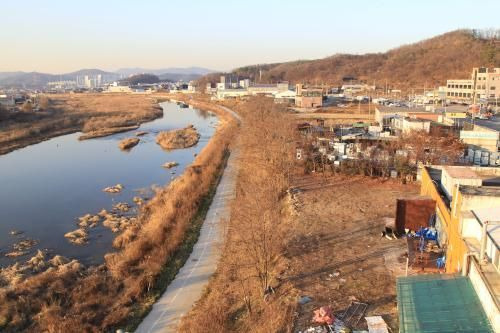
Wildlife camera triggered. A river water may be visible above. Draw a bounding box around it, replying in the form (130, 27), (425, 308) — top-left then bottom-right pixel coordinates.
(0, 101), (218, 267)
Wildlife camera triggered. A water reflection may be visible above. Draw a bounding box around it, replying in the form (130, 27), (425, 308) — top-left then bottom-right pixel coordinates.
(0, 102), (217, 267)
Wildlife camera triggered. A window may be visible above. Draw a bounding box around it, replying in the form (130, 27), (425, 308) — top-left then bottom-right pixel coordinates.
(447, 84), (451, 88)
(491, 86), (496, 90)
(467, 93), (471, 98)
(459, 92), (463, 97)
(447, 92), (450, 96)
(468, 85), (472, 89)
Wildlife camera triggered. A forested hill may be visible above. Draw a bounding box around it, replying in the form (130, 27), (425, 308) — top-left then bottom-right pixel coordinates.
(204, 30), (500, 91)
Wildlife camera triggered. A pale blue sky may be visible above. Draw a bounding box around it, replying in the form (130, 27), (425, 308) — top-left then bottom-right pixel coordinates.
(0, 0), (498, 73)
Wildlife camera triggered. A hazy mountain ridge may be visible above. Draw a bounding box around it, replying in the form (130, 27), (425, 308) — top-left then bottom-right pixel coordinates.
(0, 67), (215, 88)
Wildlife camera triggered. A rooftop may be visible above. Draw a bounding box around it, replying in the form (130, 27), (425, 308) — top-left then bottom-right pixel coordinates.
(465, 115), (500, 133)
(443, 166), (483, 179)
(397, 274), (493, 333)
(376, 106), (427, 113)
(459, 185), (500, 197)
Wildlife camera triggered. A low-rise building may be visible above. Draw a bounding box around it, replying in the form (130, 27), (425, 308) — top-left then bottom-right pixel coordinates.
(461, 116), (500, 153)
(273, 89), (296, 104)
(216, 88), (249, 99)
(446, 79), (474, 103)
(419, 165), (500, 331)
(391, 115), (431, 135)
(295, 84), (323, 108)
(248, 83), (289, 96)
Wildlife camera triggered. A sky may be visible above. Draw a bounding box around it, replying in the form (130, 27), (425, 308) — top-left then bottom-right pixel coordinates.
(0, 0), (499, 74)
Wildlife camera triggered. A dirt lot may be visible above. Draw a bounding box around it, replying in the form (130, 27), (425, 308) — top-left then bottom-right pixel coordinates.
(286, 173), (419, 331)
(0, 93), (162, 155)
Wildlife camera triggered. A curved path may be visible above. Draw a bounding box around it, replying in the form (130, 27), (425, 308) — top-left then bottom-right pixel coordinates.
(135, 104), (239, 333)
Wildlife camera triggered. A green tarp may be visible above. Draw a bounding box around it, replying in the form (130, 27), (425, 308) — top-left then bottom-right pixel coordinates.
(397, 274), (493, 333)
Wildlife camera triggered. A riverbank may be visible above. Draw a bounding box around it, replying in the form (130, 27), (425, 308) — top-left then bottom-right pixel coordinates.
(0, 96), (239, 332)
(0, 93), (163, 155)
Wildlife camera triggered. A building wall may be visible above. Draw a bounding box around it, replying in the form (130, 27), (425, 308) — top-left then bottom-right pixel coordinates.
(402, 119), (431, 134)
(446, 79), (474, 102)
(296, 96), (322, 108)
(460, 124), (499, 152)
(469, 259), (500, 332)
(420, 167), (462, 272)
(461, 214), (499, 269)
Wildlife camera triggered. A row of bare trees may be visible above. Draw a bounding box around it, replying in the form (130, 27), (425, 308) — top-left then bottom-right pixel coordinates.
(180, 97), (297, 332)
(303, 131), (466, 179)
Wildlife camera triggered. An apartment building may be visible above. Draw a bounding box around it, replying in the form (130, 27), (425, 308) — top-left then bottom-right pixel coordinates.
(446, 67), (500, 104)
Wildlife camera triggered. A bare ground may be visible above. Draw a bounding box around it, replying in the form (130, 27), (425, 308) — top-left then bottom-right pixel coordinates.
(287, 173), (419, 331)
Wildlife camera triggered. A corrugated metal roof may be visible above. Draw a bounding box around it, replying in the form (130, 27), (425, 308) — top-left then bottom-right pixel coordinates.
(397, 274), (493, 333)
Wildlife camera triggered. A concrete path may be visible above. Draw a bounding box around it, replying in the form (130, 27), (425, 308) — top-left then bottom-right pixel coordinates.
(135, 106), (239, 333)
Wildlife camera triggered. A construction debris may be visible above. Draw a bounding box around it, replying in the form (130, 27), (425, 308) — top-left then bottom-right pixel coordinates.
(365, 316), (389, 333)
(313, 306), (334, 325)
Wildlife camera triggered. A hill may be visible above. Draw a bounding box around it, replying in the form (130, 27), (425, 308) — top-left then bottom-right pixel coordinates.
(115, 66), (215, 77)
(0, 67), (213, 88)
(119, 73), (160, 85)
(209, 30), (500, 91)
(0, 69), (118, 88)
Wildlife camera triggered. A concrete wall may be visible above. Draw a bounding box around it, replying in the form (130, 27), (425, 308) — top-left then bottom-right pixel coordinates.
(469, 260), (500, 332)
(440, 168), (483, 200)
(461, 214), (499, 268)
(295, 96), (322, 108)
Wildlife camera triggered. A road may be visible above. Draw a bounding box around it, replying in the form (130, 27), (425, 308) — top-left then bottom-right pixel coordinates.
(135, 105), (239, 333)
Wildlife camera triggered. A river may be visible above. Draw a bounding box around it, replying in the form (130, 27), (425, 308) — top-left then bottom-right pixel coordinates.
(0, 101), (218, 268)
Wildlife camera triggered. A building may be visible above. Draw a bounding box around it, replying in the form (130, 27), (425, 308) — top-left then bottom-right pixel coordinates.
(107, 82), (132, 93)
(216, 88), (249, 100)
(460, 115), (499, 155)
(295, 84), (323, 108)
(446, 79), (474, 103)
(391, 115), (431, 135)
(46, 80), (77, 90)
(247, 83), (289, 96)
(0, 94), (15, 107)
(420, 165), (500, 271)
(446, 67), (500, 104)
(274, 89), (296, 104)
(472, 67), (500, 103)
(341, 84), (375, 95)
(419, 165), (500, 331)
(375, 106), (438, 127)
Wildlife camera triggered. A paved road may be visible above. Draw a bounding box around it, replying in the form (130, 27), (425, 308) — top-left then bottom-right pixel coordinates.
(135, 106), (239, 333)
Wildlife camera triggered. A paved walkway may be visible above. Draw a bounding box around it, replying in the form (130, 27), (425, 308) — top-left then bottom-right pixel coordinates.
(135, 106), (239, 333)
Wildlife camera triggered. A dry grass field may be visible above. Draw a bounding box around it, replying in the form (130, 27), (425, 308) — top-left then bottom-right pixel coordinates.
(288, 174), (419, 331)
(0, 93), (162, 155)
